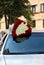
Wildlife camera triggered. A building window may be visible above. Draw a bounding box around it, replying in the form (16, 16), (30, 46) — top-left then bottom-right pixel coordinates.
(40, 3), (44, 12)
(31, 5), (37, 13)
(0, 23), (1, 29)
(31, 20), (36, 28)
(43, 20), (44, 27)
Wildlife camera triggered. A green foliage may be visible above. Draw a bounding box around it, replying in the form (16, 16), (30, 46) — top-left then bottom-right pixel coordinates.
(0, 0), (33, 28)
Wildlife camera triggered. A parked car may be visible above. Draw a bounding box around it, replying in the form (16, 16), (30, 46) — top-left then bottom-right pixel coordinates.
(0, 32), (44, 65)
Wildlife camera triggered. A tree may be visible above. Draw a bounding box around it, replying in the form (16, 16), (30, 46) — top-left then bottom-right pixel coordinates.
(0, 0), (32, 29)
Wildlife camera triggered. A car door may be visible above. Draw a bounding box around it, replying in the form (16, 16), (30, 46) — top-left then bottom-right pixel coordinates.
(3, 33), (44, 65)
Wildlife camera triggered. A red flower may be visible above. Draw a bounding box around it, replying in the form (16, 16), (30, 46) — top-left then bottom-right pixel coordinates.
(12, 19), (32, 38)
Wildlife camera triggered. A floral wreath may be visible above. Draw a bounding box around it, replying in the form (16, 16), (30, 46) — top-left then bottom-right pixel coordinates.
(12, 19), (32, 38)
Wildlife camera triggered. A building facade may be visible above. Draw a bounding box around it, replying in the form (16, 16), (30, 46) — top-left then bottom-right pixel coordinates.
(0, 16), (6, 32)
(29, 0), (44, 31)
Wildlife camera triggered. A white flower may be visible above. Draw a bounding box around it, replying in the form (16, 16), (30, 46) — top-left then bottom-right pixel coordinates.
(16, 22), (29, 35)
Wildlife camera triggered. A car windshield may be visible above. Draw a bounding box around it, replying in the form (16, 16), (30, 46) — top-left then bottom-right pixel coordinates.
(3, 32), (44, 54)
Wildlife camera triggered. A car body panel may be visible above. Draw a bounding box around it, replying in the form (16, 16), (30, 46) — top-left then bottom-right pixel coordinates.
(0, 55), (5, 65)
(4, 54), (44, 65)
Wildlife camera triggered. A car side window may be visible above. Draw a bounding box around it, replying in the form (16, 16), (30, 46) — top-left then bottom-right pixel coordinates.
(3, 33), (44, 55)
